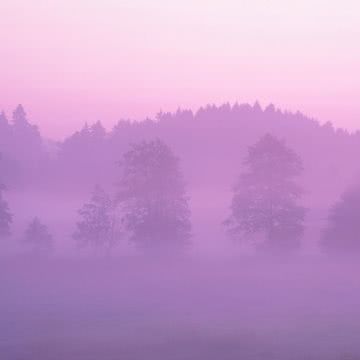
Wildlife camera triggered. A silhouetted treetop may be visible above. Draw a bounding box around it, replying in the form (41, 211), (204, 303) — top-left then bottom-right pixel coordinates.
(0, 184), (12, 238)
(73, 185), (117, 251)
(117, 139), (191, 253)
(12, 104), (28, 127)
(321, 187), (360, 254)
(0, 111), (9, 126)
(23, 217), (53, 254)
(90, 121), (107, 139)
(244, 133), (303, 181)
(226, 134), (306, 253)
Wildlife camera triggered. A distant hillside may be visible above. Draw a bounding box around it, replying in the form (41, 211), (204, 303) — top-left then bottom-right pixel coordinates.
(49, 102), (360, 203)
(2, 102), (360, 252)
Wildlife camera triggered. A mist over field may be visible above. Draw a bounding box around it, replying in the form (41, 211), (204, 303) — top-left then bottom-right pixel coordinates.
(2, 257), (360, 360)
(2, 0), (360, 357)
(1, 103), (360, 359)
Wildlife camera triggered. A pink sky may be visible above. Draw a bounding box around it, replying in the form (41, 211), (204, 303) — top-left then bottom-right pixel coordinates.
(1, 0), (360, 138)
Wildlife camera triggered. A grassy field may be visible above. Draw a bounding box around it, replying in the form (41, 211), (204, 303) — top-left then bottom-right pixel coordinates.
(1, 256), (360, 360)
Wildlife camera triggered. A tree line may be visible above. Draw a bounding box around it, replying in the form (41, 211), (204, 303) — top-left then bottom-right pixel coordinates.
(0, 131), (359, 256)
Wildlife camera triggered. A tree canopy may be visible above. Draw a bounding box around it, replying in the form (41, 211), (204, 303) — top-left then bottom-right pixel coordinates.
(23, 217), (53, 254)
(226, 134), (306, 253)
(0, 184), (12, 238)
(321, 187), (360, 255)
(117, 139), (191, 254)
(73, 185), (117, 252)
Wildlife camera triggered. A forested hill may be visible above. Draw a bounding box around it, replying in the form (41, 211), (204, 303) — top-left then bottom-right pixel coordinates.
(1, 102), (360, 252)
(56, 102), (360, 205)
(1, 102), (359, 204)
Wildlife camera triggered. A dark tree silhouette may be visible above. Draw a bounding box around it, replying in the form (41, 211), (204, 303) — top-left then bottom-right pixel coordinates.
(3, 101), (360, 256)
(73, 185), (117, 252)
(23, 217), (53, 254)
(0, 112), (19, 185)
(12, 105), (42, 151)
(0, 111), (10, 133)
(9, 105), (45, 186)
(12, 104), (28, 127)
(321, 187), (360, 254)
(117, 139), (191, 254)
(225, 134), (306, 253)
(0, 184), (12, 238)
(90, 120), (106, 139)
(0, 112), (12, 153)
(55, 121), (110, 190)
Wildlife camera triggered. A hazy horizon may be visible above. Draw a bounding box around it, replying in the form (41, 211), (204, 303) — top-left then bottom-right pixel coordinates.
(1, 0), (360, 137)
(0, 101), (358, 141)
(2, 2), (360, 359)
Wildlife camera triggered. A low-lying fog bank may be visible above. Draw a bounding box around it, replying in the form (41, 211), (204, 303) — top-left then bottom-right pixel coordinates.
(1, 256), (360, 360)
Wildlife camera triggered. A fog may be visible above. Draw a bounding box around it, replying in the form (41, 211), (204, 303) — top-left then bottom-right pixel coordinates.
(1, 257), (360, 360)
(2, 103), (360, 359)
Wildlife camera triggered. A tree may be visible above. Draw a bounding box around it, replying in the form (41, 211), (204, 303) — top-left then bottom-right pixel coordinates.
(0, 111), (10, 132)
(12, 105), (42, 150)
(23, 217), (53, 254)
(321, 187), (360, 254)
(0, 112), (19, 185)
(90, 121), (106, 140)
(12, 104), (28, 127)
(0, 184), (12, 238)
(117, 139), (191, 254)
(73, 185), (117, 252)
(56, 122), (109, 190)
(0, 111), (11, 149)
(10, 105), (44, 184)
(225, 134), (306, 253)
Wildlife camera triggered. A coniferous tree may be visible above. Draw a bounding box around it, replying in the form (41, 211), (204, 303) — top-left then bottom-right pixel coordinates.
(12, 105), (42, 149)
(0, 111), (10, 133)
(12, 104), (28, 127)
(0, 112), (19, 184)
(90, 121), (106, 139)
(10, 105), (44, 184)
(225, 134), (306, 253)
(0, 112), (12, 152)
(0, 184), (12, 238)
(56, 121), (109, 189)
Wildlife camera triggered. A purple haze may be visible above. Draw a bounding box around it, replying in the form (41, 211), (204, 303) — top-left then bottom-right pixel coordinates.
(1, 102), (360, 359)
